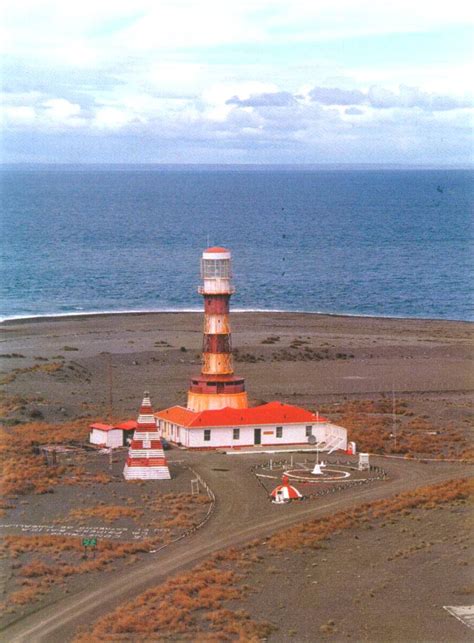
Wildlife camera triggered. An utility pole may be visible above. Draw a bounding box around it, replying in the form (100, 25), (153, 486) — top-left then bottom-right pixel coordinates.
(392, 386), (397, 451)
(106, 352), (113, 420)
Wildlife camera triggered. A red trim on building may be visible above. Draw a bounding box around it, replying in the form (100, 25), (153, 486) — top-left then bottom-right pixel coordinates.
(204, 246), (230, 253)
(157, 401), (327, 429)
(90, 423), (115, 432)
(125, 458), (168, 467)
(130, 440), (163, 449)
(114, 420), (138, 430)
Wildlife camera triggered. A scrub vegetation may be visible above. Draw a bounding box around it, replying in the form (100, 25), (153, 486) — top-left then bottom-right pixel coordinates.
(73, 478), (470, 641)
(267, 478), (471, 550)
(0, 420), (108, 495)
(1, 536), (155, 611)
(319, 398), (471, 458)
(74, 547), (274, 642)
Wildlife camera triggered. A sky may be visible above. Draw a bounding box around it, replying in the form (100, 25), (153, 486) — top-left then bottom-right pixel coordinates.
(1, 0), (473, 165)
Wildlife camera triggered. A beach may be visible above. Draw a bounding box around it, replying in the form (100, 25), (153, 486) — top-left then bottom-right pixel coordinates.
(1, 312), (472, 427)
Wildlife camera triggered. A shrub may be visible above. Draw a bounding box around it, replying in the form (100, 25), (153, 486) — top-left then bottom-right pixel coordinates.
(268, 479), (471, 550)
(74, 554), (272, 641)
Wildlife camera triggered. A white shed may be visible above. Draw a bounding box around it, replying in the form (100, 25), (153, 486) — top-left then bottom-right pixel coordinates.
(89, 423), (124, 449)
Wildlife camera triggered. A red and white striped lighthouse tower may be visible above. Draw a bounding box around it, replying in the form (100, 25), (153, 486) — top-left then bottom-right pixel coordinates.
(187, 247), (248, 412)
(123, 392), (170, 480)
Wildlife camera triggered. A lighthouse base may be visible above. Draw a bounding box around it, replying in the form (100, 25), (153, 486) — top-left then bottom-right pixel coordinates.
(187, 391), (248, 412)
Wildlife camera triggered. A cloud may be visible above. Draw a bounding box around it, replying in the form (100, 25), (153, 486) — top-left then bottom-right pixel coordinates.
(308, 86), (366, 105)
(345, 106), (364, 115)
(3, 1), (472, 56)
(1, 0), (473, 163)
(226, 91), (296, 107)
(307, 84), (473, 111)
(367, 84), (474, 111)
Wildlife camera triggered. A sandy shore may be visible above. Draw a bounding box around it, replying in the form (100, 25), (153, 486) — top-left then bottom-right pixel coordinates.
(1, 311), (472, 425)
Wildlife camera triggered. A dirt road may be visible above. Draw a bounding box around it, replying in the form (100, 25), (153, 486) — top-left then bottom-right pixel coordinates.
(1, 451), (471, 643)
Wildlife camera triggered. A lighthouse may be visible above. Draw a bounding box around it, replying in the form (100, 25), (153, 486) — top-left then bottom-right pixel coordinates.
(187, 247), (248, 412)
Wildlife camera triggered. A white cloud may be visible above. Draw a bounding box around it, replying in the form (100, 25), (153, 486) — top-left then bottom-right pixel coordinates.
(43, 98), (81, 119)
(93, 106), (135, 129)
(1, 0), (473, 163)
(3, 0), (472, 60)
(1, 105), (36, 126)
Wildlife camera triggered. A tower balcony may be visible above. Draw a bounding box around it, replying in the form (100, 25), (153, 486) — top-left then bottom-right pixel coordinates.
(198, 280), (235, 295)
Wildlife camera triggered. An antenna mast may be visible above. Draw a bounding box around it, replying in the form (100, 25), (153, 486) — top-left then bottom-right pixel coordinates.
(107, 353), (113, 420)
(392, 386), (397, 451)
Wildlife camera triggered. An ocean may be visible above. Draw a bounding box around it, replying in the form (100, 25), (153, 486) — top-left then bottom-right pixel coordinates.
(1, 166), (472, 322)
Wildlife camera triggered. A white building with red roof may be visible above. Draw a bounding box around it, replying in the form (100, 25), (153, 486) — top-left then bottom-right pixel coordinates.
(89, 420), (137, 449)
(156, 401), (347, 451)
(123, 393), (171, 480)
(89, 423), (124, 449)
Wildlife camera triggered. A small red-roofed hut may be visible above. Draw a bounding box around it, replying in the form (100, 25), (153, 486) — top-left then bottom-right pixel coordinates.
(89, 423), (124, 448)
(271, 477), (303, 503)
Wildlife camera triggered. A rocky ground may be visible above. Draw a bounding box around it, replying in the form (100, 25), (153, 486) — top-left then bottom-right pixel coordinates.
(0, 312), (472, 640)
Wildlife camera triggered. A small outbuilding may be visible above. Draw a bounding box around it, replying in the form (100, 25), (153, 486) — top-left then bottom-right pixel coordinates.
(358, 452), (370, 471)
(89, 423), (124, 449)
(271, 476), (303, 503)
(114, 420), (138, 445)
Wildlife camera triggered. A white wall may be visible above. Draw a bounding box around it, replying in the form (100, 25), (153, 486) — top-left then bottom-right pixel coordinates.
(90, 428), (123, 448)
(181, 422), (339, 448)
(157, 419), (347, 450)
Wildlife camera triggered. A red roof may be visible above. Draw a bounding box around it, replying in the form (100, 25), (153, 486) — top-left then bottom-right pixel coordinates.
(156, 401), (327, 429)
(157, 405), (197, 426)
(204, 246), (229, 253)
(114, 420), (138, 430)
(90, 423), (117, 432)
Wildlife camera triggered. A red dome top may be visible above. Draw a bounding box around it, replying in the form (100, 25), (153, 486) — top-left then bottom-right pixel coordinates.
(204, 246), (230, 253)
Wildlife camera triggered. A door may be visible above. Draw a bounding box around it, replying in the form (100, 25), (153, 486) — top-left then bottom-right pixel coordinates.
(254, 428), (261, 445)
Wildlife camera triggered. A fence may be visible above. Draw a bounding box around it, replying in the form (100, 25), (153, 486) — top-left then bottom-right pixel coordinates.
(149, 467), (216, 554)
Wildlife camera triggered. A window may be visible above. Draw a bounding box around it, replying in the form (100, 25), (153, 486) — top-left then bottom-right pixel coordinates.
(305, 425), (313, 437)
(276, 426), (283, 438)
(233, 428), (240, 440)
(204, 429), (211, 442)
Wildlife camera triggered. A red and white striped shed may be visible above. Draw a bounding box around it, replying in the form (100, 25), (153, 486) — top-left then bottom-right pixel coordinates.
(123, 393), (171, 480)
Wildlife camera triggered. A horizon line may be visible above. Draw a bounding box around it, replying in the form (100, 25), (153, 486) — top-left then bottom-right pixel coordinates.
(2, 162), (473, 170)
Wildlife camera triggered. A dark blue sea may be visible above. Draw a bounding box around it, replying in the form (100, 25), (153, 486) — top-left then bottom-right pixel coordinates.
(1, 166), (473, 322)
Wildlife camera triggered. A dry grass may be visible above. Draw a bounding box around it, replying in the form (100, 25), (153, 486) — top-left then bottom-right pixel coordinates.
(1, 492), (212, 611)
(74, 551), (274, 642)
(267, 478), (471, 550)
(0, 361), (64, 385)
(319, 398), (470, 457)
(65, 505), (144, 523)
(147, 492), (211, 530)
(0, 420), (111, 495)
(74, 479), (470, 641)
(0, 393), (30, 417)
(1, 534), (158, 612)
